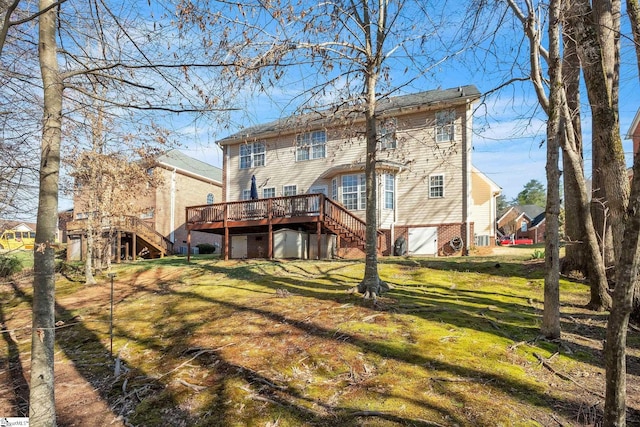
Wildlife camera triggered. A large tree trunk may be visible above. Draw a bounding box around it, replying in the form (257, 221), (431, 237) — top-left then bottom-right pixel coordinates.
(541, 0), (562, 339)
(625, 0), (640, 324)
(565, 0), (627, 310)
(603, 151), (640, 426)
(358, 67), (388, 299)
(30, 0), (61, 424)
(560, 30), (586, 276)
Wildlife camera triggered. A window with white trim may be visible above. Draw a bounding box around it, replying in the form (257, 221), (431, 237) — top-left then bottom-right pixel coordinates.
(384, 173), (395, 209)
(263, 187), (276, 198)
(140, 208), (155, 219)
(332, 178), (338, 201)
(521, 222), (528, 232)
(296, 130), (326, 161)
(435, 110), (455, 142)
(240, 142), (266, 169)
(342, 174), (366, 210)
(242, 189), (252, 200)
(207, 193), (214, 204)
(379, 118), (397, 149)
(283, 184), (297, 196)
(429, 174), (444, 198)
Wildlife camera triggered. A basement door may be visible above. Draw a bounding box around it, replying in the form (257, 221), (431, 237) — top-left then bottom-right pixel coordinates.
(231, 235), (248, 259)
(408, 227), (438, 256)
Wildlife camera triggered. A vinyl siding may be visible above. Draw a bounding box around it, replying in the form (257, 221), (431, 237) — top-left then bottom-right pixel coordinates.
(224, 104), (470, 226)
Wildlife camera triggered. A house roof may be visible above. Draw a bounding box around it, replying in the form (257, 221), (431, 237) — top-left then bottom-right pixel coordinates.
(218, 85), (481, 145)
(0, 220), (36, 232)
(626, 107), (640, 139)
(471, 167), (502, 194)
(518, 204), (545, 221)
(157, 149), (222, 184)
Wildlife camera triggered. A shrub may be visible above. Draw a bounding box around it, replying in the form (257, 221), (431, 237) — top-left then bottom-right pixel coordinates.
(0, 255), (23, 277)
(196, 243), (216, 254)
(531, 249), (545, 259)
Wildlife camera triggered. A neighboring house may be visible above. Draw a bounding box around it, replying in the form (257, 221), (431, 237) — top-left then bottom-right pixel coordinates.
(497, 204), (546, 244)
(627, 107), (640, 158)
(66, 149), (222, 261)
(186, 85), (500, 259)
(470, 168), (502, 247)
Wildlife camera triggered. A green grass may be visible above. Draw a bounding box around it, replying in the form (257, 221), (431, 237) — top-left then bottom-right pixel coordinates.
(1, 253), (636, 426)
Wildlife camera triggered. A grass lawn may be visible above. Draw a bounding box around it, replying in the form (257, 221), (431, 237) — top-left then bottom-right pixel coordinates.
(1, 250), (638, 426)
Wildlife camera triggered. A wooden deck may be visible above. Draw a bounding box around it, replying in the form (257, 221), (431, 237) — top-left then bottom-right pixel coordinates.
(185, 194), (368, 260)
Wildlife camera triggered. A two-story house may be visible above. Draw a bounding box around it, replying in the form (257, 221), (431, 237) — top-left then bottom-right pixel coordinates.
(186, 85), (499, 259)
(66, 149), (222, 261)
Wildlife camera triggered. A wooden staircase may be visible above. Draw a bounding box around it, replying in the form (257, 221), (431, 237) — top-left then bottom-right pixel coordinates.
(322, 198), (368, 249)
(67, 215), (173, 259)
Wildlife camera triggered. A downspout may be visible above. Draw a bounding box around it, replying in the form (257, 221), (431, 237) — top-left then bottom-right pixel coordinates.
(169, 167), (176, 243)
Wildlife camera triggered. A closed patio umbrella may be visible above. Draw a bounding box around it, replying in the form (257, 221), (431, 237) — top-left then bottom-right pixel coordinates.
(250, 175), (259, 200)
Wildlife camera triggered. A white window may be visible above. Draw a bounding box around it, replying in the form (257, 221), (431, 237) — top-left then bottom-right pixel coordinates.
(384, 173), (395, 209)
(283, 185), (297, 196)
(435, 110), (455, 142)
(263, 187), (276, 198)
(332, 178), (338, 201)
(296, 130), (326, 161)
(240, 142), (266, 169)
(521, 222), (528, 232)
(342, 174), (366, 210)
(207, 193), (214, 204)
(242, 189), (252, 200)
(429, 174), (444, 198)
(379, 118), (397, 149)
(140, 208), (154, 219)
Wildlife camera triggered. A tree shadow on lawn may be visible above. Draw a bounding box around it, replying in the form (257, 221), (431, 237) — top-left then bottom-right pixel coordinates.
(168, 286), (621, 426)
(6, 281), (198, 427)
(193, 259), (614, 368)
(0, 289), (30, 417)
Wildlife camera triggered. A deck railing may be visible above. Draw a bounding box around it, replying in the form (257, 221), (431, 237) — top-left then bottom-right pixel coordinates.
(187, 194), (368, 245)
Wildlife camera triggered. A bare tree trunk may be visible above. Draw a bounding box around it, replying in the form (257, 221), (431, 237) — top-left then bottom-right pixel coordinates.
(541, 0), (562, 339)
(560, 30), (586, 276)
(603, 150), (640, 426)
(354, 0), (388, 300)
(84, 225), (96, 285)
(29, 0), (61, 424)
(625, 0), (640, 324)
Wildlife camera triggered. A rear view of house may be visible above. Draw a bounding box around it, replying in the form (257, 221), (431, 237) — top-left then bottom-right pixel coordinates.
(187, 85), (500, 259)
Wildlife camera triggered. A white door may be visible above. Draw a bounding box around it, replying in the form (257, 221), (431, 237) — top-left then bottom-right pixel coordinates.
(231, 235), (248, 259)
(309, 185), (328, 213)
(408, 227), (438, 256)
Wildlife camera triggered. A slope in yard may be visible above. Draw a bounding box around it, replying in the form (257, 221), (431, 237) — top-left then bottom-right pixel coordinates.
(0, 252), (638, 426)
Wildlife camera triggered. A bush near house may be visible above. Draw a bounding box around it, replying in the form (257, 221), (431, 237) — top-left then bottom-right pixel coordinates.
(196, 243), (216, 254)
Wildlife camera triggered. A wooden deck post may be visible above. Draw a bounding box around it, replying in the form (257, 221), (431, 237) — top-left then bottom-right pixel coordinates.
(316, 221), (322, 260)
(223, 204), (229, 261)
(187, 229), (191, 263)
(132, 232), (137, 261)
(116, 231), (121, 264)
(267, 199), (273, 259)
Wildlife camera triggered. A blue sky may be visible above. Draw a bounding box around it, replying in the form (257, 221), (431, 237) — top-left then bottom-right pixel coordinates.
(175, 1), (639, 202)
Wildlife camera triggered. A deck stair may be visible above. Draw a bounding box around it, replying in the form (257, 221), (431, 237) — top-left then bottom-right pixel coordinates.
(67, 215), (172, 258)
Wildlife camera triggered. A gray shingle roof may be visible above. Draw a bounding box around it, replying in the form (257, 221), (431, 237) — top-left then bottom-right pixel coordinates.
(219, 85), (480, 144)
(157, 149), (222, 183)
